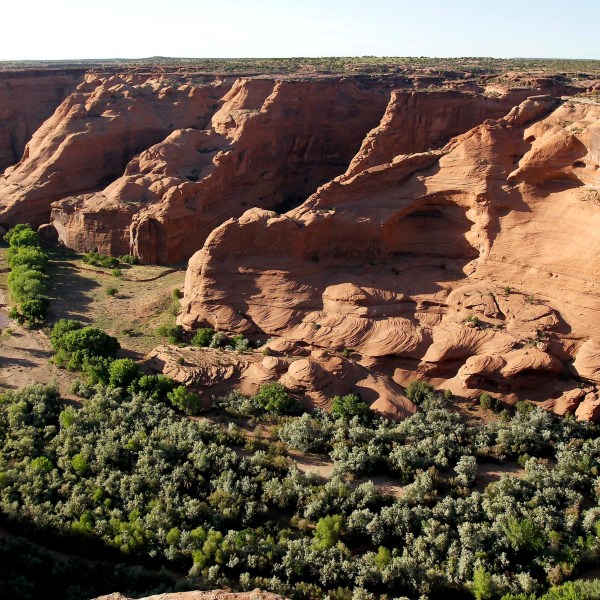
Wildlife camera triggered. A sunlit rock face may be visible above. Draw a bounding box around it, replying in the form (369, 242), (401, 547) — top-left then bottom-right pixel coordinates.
(179, 94), (600, 416)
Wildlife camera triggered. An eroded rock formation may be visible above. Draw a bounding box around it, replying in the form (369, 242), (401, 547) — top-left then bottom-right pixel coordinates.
(0, 73), (232, 227)
(145, 343), (416, 418)
(0, 69), (84, 171)
(2, 63), (599, 418)
(48, 78), (397, 262)
(179, 93), (600, 415)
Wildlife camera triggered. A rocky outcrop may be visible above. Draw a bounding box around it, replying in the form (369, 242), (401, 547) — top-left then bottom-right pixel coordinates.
(179, 95), (600, 412)
(49, 78), (395, 263)
(0, 73), (232, 227)
(0, 69), (84, 171)
(144, 344), (416, 418)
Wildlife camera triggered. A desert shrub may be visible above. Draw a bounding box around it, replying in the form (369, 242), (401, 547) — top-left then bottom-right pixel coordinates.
(82, 252), (119, 268)
(118, 254), (139, 265)
(53, 325), (120, 369)
(405, 380), (435, 405)
(80, 355), (112, 386)
(167, 385), (203, 415)
(109, 358), (140, 389)
(157, 324), (185, 344)
(278, 413), (327, 452)
(255, 382), (297, 414)
(191, 327), (214, 347)
(232, 333), (250, 352)
(128, 374), (176, 400)
(472, 566), (495, 600)
(515, 400), (534, 415)
(213, 390), (263, 417)
(106, 287), (118, 296)
(454, 454), (477, 486)
(111, 268), (123, 278)
(331, 393), (370, 420)
(209, 331), (229, 348)
(480, 392), (501, 412)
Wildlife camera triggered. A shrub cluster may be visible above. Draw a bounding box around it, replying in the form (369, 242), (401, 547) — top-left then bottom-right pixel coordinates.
(3, 382), (600, 599)
(157, 324), (251, 353)
(4, 224), (50, 324)
(50, 319), (201, 415)
(82, 252), (119, 268)
(191, 327), (249, 352)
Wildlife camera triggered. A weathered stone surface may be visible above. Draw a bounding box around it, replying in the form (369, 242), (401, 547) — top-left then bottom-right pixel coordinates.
(0, 69), (84, 171)
(0, 73), (232, 227)
(143, 343), (416, 419)
(49, 78), (395, 263)
(179, 96), (600, 409)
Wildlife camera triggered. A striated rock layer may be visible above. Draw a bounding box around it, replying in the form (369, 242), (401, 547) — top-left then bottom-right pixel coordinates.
(0, 73), (232, 227)
(48, 77), (395, 262)
(0, 69), (84, 171)
(179, 94), (600, 415)
(2, 65), (600, 417)
(0, 72), (569, 263)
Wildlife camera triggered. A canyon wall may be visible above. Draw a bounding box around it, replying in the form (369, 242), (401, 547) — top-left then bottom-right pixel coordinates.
(1, 63), (599, 416)
(0, 72), (232, 227)
(179, 93), (600, 414)
(0, 69), (84, 170)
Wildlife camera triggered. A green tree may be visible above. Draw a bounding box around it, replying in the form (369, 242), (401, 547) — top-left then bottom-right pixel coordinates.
(331, 393), (370, 420)
(71, 453), (89, 476)
(405, 380), (435, 405)
(50, 319), (83, 351)
(472, 566), (495, 600)
(255, 382), (296, 414)
(109, 358), (139, 389)
(7, 267), (46, 303)
(128, 374), (175, 401)
(7, 246), (48, 270)
(19, 298), (48, 323)
(191, 327), (214, 347)
(4, 224), (41, 249)
(167, 385), (203, 415)
(313, 515), (343, 550)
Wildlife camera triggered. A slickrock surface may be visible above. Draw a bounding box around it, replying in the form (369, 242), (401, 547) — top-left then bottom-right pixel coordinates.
(144, 344), (416, 418)
(179, 94), (600, 415)
(0, 73), (232, 227)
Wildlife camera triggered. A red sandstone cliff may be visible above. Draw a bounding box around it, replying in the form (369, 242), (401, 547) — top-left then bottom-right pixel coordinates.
(48, 83), (560, 264)
(178, 94), (600, 416)
(0, 73), (232, 227)
(1, 64), (599, 417)
(48, 78), (394, 262)
(0, 69), (84, 171)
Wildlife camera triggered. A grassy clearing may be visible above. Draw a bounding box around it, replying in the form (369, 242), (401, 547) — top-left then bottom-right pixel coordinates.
(0, 247), (185, 356)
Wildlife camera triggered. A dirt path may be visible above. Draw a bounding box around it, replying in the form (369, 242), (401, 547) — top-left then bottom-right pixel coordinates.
(0, 290), (78, 398)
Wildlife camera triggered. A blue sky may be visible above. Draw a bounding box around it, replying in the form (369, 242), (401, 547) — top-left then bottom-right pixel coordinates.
(2, 0), (599, 60)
